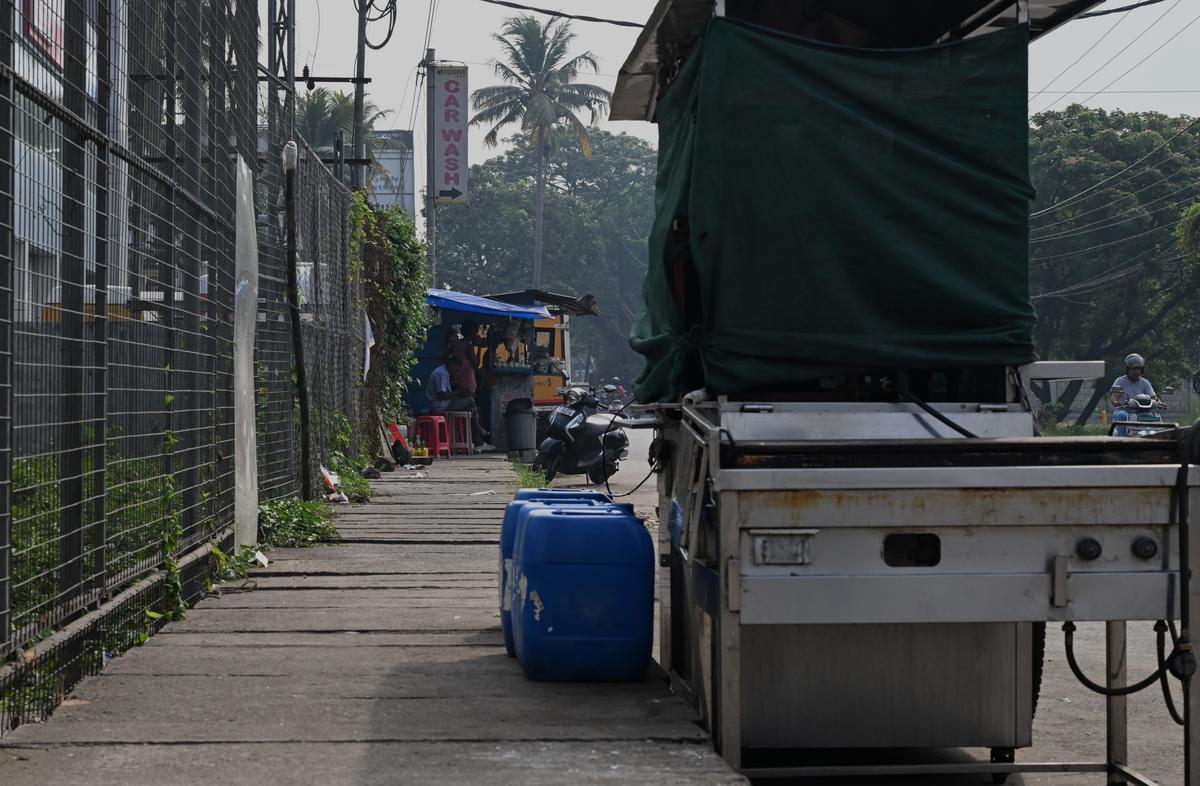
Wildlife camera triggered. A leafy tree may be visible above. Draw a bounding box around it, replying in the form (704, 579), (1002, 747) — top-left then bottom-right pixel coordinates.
(470, 15), (611, 288)
(295, 89), (396, 187)
(436, 130), (655, 384)
(1029, 106), (1200, 423)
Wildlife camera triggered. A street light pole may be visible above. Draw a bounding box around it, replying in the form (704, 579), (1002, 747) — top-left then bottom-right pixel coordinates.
(425, 48), (437, 284)
(282, 142), (313, 500)
(351, 0), (368, 189)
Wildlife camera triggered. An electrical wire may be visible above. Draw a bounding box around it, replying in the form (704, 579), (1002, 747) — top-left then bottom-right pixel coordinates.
(1032, 139), (1200, 234)
(469, 0), (644, 28)
(1031, 221), (1178, 263)
(1031, 116), (1200, 219)
(1079, 0), (1172, 18)
(1074, 9), (1200, 105)
(1028, 11), (1128, 105)
(1032, 174), (1200, 242)
(1035, 0), (1184, 114)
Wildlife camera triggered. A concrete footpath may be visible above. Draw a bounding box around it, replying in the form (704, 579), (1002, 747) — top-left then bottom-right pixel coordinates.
(0, 455), (744, 785)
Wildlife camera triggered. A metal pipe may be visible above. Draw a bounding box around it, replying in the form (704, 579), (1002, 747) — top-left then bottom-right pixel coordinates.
(282, 142), (313, 500)
(426, 49), (437, 283)
(1107, 621), (1129, 785)
(351, 0), (369, 189)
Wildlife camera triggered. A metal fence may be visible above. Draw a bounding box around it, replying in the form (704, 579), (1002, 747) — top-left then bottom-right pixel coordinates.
(0, 0), (363, 731)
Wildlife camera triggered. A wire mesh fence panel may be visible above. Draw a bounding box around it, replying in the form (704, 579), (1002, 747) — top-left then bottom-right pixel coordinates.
(1, 0), (252, 690)
(1, 0), (364, 729)
(0, 0), (15, 660)
(296, 137), (363, 487)
(254, 80), (298, 501)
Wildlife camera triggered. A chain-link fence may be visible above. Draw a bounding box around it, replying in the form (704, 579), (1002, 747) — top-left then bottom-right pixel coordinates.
(0, 0), (365, 732)
(296, 137), (363, 492)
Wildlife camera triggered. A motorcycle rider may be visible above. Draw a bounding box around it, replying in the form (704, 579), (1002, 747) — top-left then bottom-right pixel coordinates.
(1111, 353), (1157, 435)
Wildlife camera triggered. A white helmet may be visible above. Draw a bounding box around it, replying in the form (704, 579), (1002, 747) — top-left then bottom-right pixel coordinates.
(1125, 353), (1145, 369)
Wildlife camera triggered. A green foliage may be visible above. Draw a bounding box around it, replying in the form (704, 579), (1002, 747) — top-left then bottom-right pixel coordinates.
(438, 130), (655, 384)
(208, 544), (259, 587)
(1030, 107), (1200, 423)
(470, 16), (610, 151)
(11, 448), (176, 643)
(355, 192), (431, 424)
(258, 499), (339, 547)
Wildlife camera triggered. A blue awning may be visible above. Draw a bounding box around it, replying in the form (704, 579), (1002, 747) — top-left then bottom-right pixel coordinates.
(426, 288), (551, 320)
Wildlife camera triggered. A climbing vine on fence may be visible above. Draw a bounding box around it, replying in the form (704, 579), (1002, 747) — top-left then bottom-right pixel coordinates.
(354, 193), (431, 436)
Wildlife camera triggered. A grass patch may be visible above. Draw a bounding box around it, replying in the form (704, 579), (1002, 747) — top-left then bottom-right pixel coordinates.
(511, 461), (547, 489)
(258, 499), (339, 547)
(1041, 422), (1110, 437)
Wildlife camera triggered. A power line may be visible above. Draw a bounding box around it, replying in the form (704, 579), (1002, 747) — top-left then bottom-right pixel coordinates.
(1032, 138), (1200, 233)
(1033, 188), (1200, 243)
(1074, 9), (1200, 105)
(1031, 115), (1200, 218)
(1078, 0), (1172, 19)
(469, 0), (644, 28)
(1032, 220), (1178, 263)
(1029, 11), (1128, 104)
(1030, 89), (1200, 94)
(1035, 0), (1184, 114)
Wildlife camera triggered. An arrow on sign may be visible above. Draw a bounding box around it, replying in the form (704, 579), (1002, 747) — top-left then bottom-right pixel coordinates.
(438, 188), (463, 199)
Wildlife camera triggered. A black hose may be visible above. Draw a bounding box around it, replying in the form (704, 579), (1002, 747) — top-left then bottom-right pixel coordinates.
(1062, 621), (1169, 697)
(898, 391), (979, 439)
(1156, 620), (1186, 725)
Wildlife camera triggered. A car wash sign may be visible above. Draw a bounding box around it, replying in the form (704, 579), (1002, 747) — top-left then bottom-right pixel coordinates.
(433, 65), (468, 205)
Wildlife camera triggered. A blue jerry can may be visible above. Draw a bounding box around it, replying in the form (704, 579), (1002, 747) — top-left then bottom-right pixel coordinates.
(510, 506), (654, 682)
(499, 494), (610, 656)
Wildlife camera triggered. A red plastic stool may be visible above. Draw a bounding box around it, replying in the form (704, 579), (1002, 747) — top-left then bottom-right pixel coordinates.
(445, 411), (474, 456)
(416, 415), (450, 458)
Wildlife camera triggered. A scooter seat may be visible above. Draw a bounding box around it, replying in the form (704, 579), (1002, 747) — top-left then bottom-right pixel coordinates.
(582, 414), (619, 437)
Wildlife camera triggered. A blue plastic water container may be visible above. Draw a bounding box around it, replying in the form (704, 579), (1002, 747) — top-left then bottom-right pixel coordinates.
(513, 488), (613, 502)
(510, 506), (654, 682)
(499, 495), (609, 656)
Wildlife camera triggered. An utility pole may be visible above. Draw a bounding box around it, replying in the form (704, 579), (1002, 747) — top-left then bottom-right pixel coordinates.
(351, 0), (369, 189)
(425, 48), (437, 284)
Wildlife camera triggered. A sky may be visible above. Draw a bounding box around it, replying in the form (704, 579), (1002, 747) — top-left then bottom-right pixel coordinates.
(262, 0), (1200, 209)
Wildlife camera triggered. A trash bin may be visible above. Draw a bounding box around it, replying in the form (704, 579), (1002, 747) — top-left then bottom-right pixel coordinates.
(505, 397), (536, 452)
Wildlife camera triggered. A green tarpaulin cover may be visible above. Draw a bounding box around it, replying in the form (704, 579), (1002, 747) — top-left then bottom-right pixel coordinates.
(630, 19), (1036, 403)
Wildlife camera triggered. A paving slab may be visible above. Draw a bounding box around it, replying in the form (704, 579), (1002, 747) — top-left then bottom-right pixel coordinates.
(0, 741), (745, 786)
(0, 453), (741, 785)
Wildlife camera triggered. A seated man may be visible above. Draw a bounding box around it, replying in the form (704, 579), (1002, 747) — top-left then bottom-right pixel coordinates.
(425, 353), (492, 450)
(1111, 353), (1159, 436)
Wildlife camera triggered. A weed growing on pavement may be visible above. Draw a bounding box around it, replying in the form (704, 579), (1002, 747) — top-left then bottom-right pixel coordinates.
(258, 499), (339, 547)
(511, 461), (547, 489)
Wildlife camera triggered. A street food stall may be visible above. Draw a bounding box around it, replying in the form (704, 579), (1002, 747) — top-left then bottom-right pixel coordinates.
(485, 290), (598, 411)
(408, 289), (550, 453)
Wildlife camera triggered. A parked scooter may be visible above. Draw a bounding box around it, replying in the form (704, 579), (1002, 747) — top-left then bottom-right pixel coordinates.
(534, 386), (629, 484)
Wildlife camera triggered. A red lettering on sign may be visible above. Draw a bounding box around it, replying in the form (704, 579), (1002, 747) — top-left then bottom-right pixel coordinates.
(444, 109), (460, 122)
(444, 172), (461, 185)
(445, 94), (460, 108)
(446, 159), (459, 172)
(440, 129), (463, 142)
(444, 79), (460, 93)
(443, 143), (460, 157)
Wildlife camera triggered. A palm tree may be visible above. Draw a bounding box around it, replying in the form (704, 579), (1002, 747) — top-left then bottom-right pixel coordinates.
(295, 89), (396, 185)
(471, 16), (611, 288)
